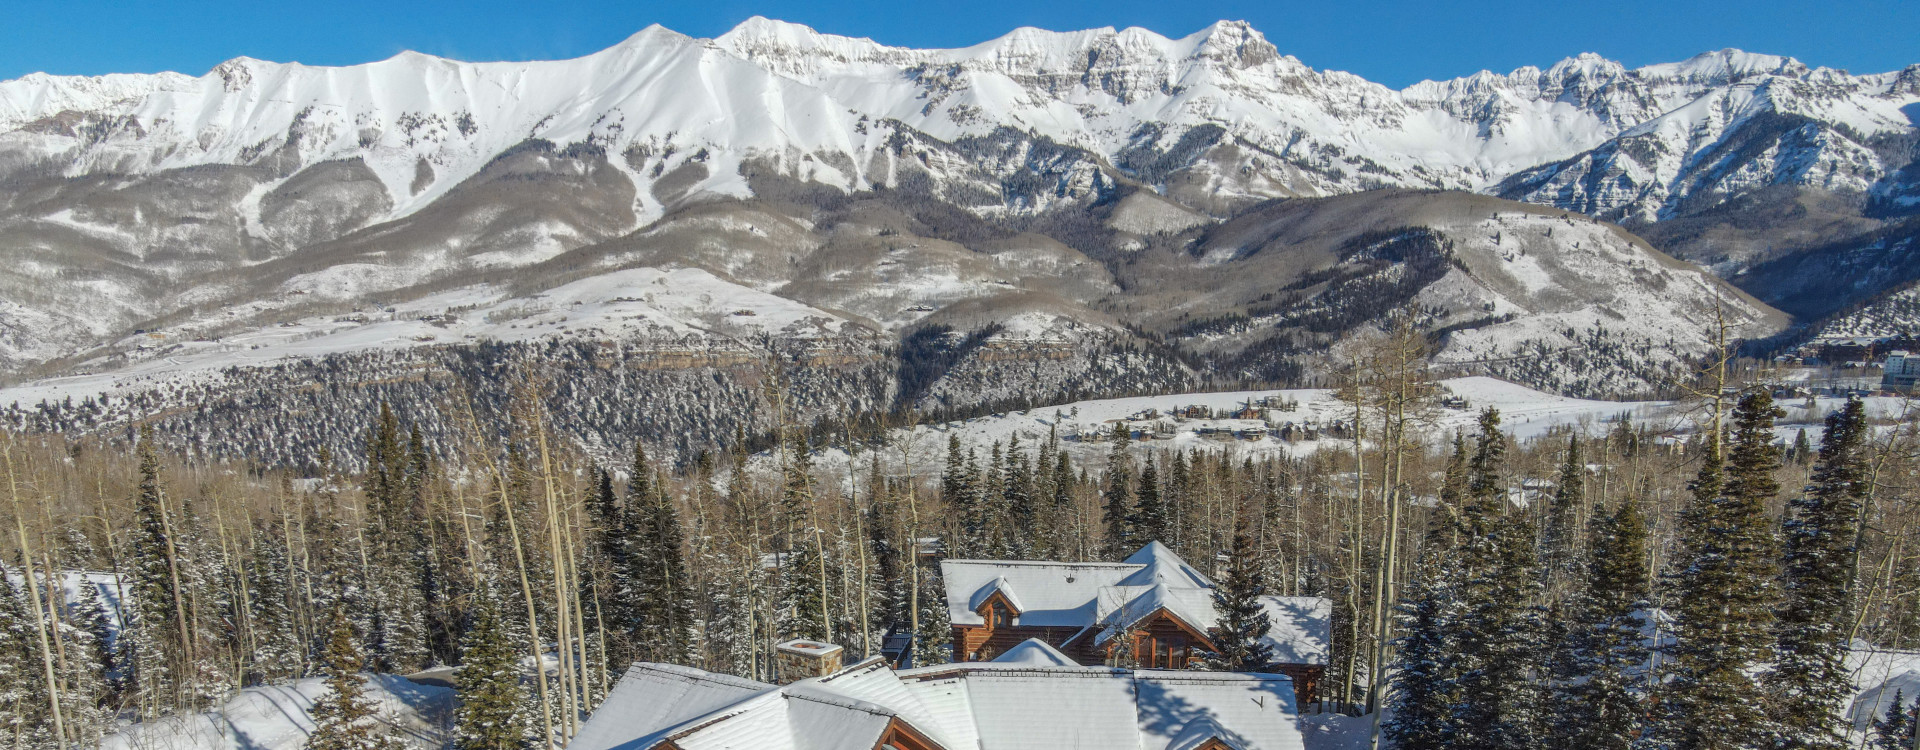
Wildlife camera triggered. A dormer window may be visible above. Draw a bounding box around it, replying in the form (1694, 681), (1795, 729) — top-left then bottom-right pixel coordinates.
(989, 601), (1012, 628)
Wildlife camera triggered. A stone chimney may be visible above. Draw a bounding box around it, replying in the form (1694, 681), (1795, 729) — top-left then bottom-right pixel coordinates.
(774, 639), (844, 684)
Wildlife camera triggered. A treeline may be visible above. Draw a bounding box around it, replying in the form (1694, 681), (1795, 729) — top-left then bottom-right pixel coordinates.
(3, 331), (1920, 749)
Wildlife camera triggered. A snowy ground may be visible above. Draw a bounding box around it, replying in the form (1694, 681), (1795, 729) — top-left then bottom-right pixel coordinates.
(790, 376), (1904, 485)
(101, 674), (455, 750)
(0, 266), (860, 409)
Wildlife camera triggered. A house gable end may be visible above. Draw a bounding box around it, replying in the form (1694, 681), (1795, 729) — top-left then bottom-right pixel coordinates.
(875, 717), (946, 750)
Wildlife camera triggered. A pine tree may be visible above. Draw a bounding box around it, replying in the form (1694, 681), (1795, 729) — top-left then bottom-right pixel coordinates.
(1451, 407), (1545, 750)
(941, 438), (981, 558)
(777, 431), (830, 642)
(308, 603), (402, 750)
(911, 560), (951, 667)
(75, 577), (125, 708)
(1102, 423), (1134, 560)
(125, 431), (189, 717)
(635, 472), (695, 662)
(1540, 433), (1584, 604)
(1167, 451), (1193, 557)
(1384, 545), (1462, 750)
(1002, 437), (1036, 558)
(1204, 507), (1272, 671)
(1048, 450), (1074, 559)
(778, 542), (831, 643)
(1873, 691), (1914, 750)
(582, 466), (628, 672)
(0, 559), (52, 746)
(1131, 456), (1169, 546)
(1768, 399), (1870, 750)
(982, 442), (1008, 557)
(249, 530), (303, 683)
(454, 588), (531, 750)
(1550, 494), (1651, 750)
(1658, 391), (1783, 750)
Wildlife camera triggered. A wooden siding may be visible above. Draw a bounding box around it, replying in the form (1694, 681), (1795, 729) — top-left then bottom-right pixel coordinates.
(952, 608), (1324, 704)
(876, 718), (944, 750)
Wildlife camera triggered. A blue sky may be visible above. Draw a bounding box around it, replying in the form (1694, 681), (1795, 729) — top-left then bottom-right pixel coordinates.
(5, 0), (1915, 88)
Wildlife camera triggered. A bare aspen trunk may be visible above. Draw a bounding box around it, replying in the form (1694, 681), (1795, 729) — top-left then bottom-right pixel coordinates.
(6, 446), (69, 749)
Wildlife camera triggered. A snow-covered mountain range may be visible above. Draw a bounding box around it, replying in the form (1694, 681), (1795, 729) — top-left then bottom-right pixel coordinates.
(0, 18), (1909, 457)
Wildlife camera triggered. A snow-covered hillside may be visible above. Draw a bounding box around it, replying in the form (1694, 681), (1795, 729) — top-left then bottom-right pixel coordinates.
(0, 18), (1903, 378)
(100, 675), (454, 750)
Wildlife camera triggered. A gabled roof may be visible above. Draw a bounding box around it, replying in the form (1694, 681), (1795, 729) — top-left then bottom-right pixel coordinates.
(575, 657), (1309, 750)
(1119, 541), (1214, 588)
(574, 657), (954, 750)
(1164, 717), (1248, 750)
(969, 576), (1024, 614)
(1094, 583), (1216, 645)
(942, 543), (1332, 667)
(989, 639), (1077, 667)
(568, 663), (774, 750)
(894, 663), (1306, 750)
(942, 560), (1137, 627)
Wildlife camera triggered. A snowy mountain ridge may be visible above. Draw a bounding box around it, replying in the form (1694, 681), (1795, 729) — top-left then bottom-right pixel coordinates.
(0, 18), (1893, 432)
(4, 18), (1914, 220)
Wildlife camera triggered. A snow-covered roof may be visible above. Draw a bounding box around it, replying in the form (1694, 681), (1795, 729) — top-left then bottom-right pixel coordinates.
(969, 576), (1025, 613)
(1119, 541), (1215, 588)
(1094, 583), (1216, 645)
(989, 639), (1078, 667)
(576, 657), (1308, 750)
(567, 663), (775, 750)
(944, 543), (1330, 667)
(1257, 597), (1334, 667)
(942, 559), (1138, 627)
(896, 664), (1306, 750)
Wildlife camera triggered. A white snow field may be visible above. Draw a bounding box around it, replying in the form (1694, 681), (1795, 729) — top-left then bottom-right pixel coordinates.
(100, 674), (455, 750)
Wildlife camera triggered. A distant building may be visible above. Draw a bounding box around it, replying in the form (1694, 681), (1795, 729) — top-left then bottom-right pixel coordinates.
(941, 542), (1331, 703)
(571, 645), (1309, 750)
(1885, 351), (1920, 392)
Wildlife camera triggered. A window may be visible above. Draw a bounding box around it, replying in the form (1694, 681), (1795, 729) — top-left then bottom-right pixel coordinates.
(989, 601), (1011, 629)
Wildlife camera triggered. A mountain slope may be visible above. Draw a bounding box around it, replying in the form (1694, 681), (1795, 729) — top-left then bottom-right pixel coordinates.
(0, 18), (1890, 462)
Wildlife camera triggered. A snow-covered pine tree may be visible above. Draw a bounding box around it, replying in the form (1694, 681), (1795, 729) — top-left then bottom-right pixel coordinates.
(1383, 544), (1463, 750)
(1540, 433), (1584, 605)
(0, 559), (52, 746)
(1872, 691), (1915, 750)
(1203, 506), (1272, 672)
(1048, 450), (1074, 560)
(1002, 437), (1035, 559)
(75, 577), (125, 707)
(1450, 407), (1546, 750)
(1167, 451), (1193, 558)
(778, 541), (831, 643)
(1768, 398), (1870, 750)
(454, 587), (532, 750)
(1549, 493), (1651, 750)
(981, 442), (1008, 558)
(776, 431), (831, 643)
(248, 529), (303, 683)
(125, 431), (187, 717)
(939, 437), (976, 559)
(1131, 456), (1169, 547)
(910, 561), (951, 667)
(50, 576), (111, 746)
(636, 473), (694, 662)
(1102, 423), (1134, 560)
(308, 603), (402, 750)
(1657, 390), (1783, 750)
